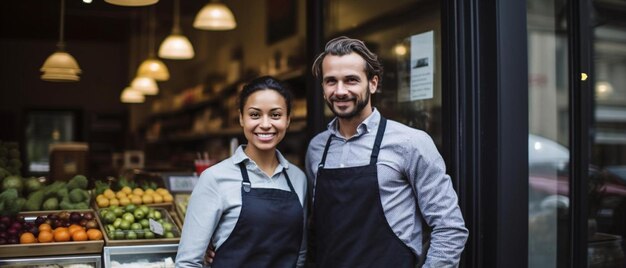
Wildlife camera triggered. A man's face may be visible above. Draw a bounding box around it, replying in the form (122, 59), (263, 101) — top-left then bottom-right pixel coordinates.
(321, 53), (378, 119)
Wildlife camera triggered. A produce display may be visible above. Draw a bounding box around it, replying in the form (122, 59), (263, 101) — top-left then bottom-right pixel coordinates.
(0, 140), (22, 177)
(95, 186), (174, 208)
(0, 174), (91, 215)
(0, 211), (103, 245)
(174, 194), (190, 219)
(99, 205), (179, 240)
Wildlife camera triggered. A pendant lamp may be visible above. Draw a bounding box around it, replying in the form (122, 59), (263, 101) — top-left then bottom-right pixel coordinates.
(193, 0), (237, 30)
(120, 87), (145, 103)
(105, 0), (158, 7)
(138, 6), (170, 81)
(41, 0), (82, 82)
(159, 0), (194, 59)
(131, 76), (159, 95)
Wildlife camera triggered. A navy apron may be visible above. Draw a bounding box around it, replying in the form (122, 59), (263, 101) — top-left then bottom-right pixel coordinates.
(313, 117), (416, 267)
(211, 162), (303, 268)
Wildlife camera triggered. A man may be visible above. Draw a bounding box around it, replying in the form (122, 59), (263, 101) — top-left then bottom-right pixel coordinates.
(305, 36), (468, 267)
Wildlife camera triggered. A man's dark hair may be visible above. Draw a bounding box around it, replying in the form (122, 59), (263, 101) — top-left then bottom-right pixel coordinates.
(312, 36), (383, 88)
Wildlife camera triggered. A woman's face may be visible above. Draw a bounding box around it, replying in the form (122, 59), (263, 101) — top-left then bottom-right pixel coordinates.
(240, 89), (290, 156)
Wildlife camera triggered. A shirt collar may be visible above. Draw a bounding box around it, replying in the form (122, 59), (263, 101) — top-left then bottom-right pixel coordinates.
(231, 144), (290, 170)
(327, 108), (381, 138)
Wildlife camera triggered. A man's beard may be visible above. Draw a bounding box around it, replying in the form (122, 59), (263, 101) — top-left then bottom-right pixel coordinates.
(326, 85), (371, 119)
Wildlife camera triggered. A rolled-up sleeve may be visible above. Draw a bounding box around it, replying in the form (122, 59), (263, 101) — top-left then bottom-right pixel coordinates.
(407, 133), (468, 267)
(176, 170), (223, 268)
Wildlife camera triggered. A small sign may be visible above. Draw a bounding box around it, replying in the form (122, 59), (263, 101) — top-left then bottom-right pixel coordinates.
(409, 30), (435, 101)
(168, 176), (198, 192)
(149, 218), (164, 236)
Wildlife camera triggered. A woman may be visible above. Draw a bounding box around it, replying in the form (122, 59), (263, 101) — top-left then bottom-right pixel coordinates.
(176, 76), (307, 268)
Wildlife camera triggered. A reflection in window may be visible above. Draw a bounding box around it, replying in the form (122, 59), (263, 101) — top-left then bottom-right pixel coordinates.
(589, 21), (626, 267)
(527, 0), (570, 267)
(26, 111), (76, 173)
(322, 0), (442, 146)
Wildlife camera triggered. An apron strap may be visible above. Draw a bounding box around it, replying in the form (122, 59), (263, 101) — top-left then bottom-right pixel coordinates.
(240, 162), (296, 193)
(238, 162), (252, 192)
(370, 117), (387, 165)
(318, 134), (334, 169)
(283, 169), (296, 193)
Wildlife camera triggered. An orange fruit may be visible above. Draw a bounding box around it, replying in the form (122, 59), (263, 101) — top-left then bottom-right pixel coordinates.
(38, 223), (52, 232)
(71, 230), (88, 241)
(86, 229), (103, 240)
(68, 224), (84, 235)
(20, 232), (37, 244)
(53, 229), (71, 242)
(38, 230), (54, 243)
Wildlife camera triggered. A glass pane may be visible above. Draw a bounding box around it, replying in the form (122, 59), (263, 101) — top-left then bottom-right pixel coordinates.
(588, 6), (626, 266)
(324, 0), (419, 37)
(527, 0), (570, 267)
(323, 0), (443, 146)
(26, 111), (75, 173)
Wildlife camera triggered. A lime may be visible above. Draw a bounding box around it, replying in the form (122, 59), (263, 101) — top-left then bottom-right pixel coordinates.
(125, 204), (137, 213)
(130, 222), (143, 231)
(164, 232), (175, 238)
(126, 231), (137, 240)
(119, 220), (131, 230)
(162, 222), (173, 232)
(144, 230), (155, 239)
(114, 230), (125, 240)
(139, 219), (150, 228)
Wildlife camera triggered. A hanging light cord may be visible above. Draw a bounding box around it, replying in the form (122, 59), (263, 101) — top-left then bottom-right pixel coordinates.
(57, 0), (66, 50)
(173, 0), (181, 34)
(149, 5), (156, 57)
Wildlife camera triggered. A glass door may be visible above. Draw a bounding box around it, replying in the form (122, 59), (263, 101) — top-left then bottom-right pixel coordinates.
(527, 0), (571, 266)
(587, 1), (626, 266)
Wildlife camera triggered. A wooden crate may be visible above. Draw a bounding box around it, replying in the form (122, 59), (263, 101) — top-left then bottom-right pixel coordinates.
(0, 209), (104, 258)
(95, 207), (180, 246)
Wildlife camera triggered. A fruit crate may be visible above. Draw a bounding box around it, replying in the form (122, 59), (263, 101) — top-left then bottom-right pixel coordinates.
(95, 207), (181, 246)
(0, 209), (105, 258)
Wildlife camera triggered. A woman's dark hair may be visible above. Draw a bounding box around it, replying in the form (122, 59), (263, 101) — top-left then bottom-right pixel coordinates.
(312, 36), (383, 89)
(238, 76), (293, 116)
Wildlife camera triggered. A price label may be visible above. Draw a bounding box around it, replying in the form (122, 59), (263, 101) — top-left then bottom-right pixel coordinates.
(168, 176), (198, 192)
(149, 218), (164, 235)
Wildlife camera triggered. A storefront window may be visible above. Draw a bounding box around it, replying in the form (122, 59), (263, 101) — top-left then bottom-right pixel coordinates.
(588, 4), (626, 265)
(323, 0), (442, 146)
(26, 111), (76, 174)
(527, 0), (570, 266)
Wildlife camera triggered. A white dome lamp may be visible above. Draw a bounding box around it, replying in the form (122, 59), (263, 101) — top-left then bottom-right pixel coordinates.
(120, 87), (145, 103)
(131, 76), (159, 95)
(159, 0), (195, 59)
(138, 6), (170, 81)
(105, 0), (158, 7)
(41, 0), (82, 82)
(193, 0), (237, 30)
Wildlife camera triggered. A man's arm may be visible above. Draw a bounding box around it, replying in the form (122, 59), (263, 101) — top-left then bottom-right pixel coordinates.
(407, 133), (468, 267)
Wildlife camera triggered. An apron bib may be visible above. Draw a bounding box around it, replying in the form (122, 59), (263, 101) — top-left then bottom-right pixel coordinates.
(212, 162), (303, 268)
(313, 117), (416, 268)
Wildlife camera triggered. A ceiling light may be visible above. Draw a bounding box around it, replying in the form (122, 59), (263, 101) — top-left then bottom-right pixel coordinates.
(193, 1), (237, 30)
(159, 0), (194, 59)
(105, 0), (158, 7)
(120, 87), (145, 103)
(138, 7), (169, 81)
(137, 58), (170, 81)
(131, 76), (159, 95)
(41, 0), (82, 82)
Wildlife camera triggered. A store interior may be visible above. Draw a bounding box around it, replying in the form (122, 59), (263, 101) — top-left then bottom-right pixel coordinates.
(1, 0), (310, 178)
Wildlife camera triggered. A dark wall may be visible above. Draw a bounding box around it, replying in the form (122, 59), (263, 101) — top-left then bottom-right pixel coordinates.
(0, 38), (129, 141)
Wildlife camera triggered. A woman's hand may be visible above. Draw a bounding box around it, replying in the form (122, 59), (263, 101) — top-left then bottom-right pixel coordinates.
(205, 245), (216, 264)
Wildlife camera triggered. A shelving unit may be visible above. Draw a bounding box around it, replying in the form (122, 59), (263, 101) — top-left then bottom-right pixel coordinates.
(140, 69), (308, 171)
